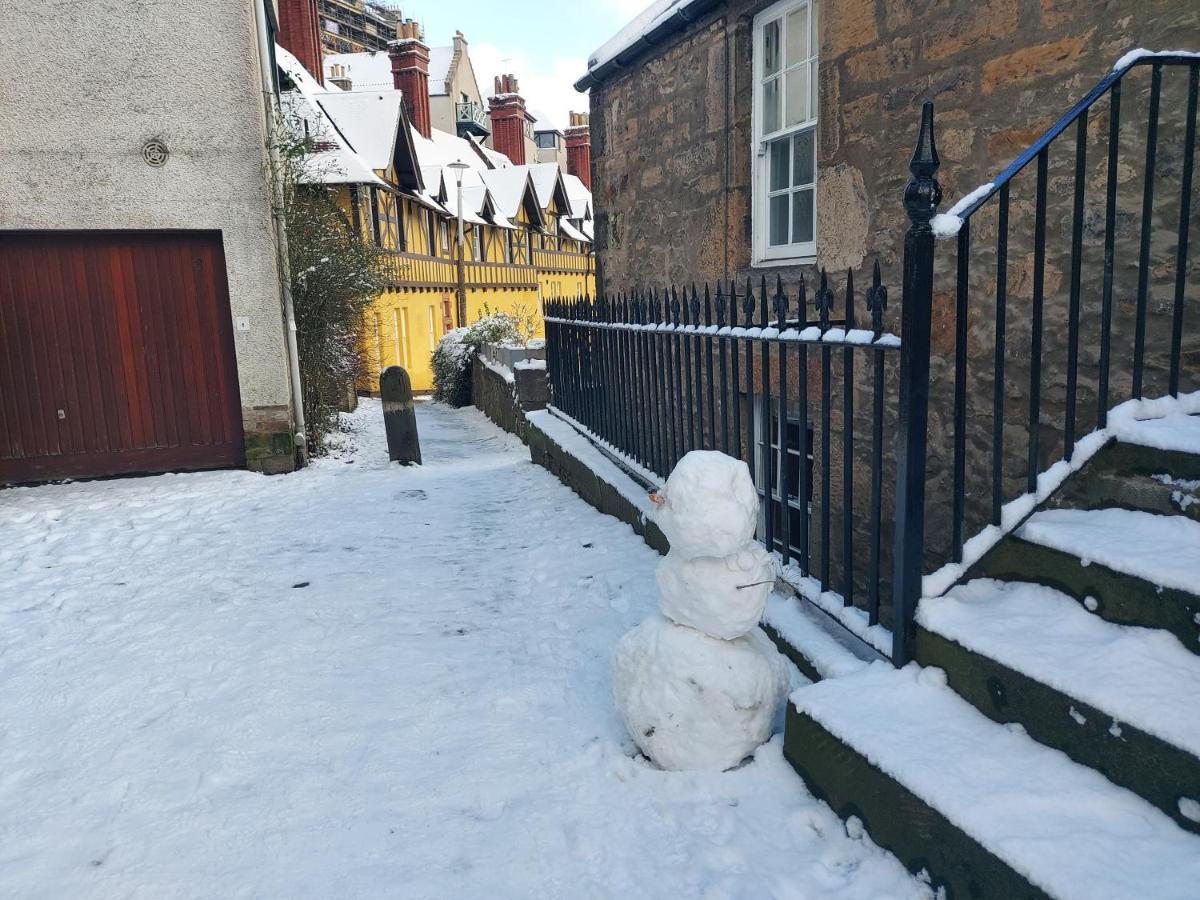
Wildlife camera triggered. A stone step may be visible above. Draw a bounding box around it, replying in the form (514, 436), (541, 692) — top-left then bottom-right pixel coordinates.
(972, 533), (1200, 654)
(915, 578), (1200, 833)
(786, 663), (1200, 900)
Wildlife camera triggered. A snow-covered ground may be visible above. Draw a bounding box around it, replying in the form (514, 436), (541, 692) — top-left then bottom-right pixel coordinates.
(0, 400), (928, 899)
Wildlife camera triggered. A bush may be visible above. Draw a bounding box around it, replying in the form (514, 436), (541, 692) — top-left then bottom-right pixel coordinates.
(431, 310), (530, 407)
(274, 128), (386, 453)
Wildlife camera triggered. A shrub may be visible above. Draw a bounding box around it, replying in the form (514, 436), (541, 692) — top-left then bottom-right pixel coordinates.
(273, 126), (387, 454)
(431, 309), (531, 407)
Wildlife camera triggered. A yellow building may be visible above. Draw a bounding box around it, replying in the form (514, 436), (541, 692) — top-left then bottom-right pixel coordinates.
(277, 45), (594, 393)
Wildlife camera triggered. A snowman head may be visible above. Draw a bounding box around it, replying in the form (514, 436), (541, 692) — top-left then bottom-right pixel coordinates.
(653, 451), (760, 560)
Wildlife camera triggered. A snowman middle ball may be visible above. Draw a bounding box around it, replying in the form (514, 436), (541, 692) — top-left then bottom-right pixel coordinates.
(655, 544), (774, 640)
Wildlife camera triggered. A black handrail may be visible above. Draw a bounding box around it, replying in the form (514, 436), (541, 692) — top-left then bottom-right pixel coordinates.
(955, 53), (1197, 221)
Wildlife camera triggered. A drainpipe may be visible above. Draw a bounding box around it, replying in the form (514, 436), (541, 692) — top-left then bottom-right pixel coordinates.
(252, 0), (309, 466)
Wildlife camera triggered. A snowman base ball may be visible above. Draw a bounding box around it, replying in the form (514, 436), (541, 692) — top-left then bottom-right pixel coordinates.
(612, 615), (790, 772)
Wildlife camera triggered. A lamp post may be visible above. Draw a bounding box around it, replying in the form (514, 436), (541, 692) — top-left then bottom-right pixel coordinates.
(447, 160), (470, 327)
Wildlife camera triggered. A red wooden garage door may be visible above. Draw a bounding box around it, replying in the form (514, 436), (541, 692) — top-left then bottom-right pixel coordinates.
(0, 231), (245, 484)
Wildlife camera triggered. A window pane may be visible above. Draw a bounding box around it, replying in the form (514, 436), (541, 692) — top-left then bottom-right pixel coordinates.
(763, 19), (781, 76)
(769, 138), (790, 191)
(763, 77), (781, 134)
(792, 188), (815, 244)
(785, 66), (808, 127)
(785, 6), (809, 66)
(810, 59), (819, 120)
(810, 1), (818, 58)
(793, 129), (815, 186)
(769, 194), (789, 246)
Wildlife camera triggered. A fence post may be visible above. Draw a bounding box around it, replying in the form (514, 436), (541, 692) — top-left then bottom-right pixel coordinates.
(891, 100), (942, 666)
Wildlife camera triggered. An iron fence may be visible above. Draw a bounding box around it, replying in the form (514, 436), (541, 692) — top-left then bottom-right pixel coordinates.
(546, 54), (1199, 663)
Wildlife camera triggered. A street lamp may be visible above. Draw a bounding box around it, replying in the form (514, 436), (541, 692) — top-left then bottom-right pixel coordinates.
(447, 160), (470, 328)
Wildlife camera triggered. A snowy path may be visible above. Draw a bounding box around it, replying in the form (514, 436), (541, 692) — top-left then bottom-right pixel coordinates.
(0, 400), (926, 899)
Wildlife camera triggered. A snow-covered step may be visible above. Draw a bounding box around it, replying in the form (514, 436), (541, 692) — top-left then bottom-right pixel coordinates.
(916, 578), (1200, 832)
(974, 508), (1200, 651)
(1112, 412), (1200, 456)
(1018, 508), (1200, 596)
(786, 662), (1200, 900)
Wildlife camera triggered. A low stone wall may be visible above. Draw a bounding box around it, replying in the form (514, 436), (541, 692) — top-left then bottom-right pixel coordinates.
(471, 349), (669, 555)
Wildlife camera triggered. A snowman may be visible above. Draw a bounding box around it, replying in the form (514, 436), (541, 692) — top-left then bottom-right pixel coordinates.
(613, 450), (789, 771)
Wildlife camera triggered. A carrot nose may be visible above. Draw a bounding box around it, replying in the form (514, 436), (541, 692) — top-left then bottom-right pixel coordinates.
(649, 490), (666, 506)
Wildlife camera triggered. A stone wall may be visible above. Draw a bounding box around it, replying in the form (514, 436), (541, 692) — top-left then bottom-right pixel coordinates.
(588, 0), (1199, 586)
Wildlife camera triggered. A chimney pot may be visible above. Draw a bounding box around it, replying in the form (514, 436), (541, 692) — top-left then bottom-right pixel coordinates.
(488, 75), (529, 165)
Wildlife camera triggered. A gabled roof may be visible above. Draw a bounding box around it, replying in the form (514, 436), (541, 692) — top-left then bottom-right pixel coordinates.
(562, 173), (593, 220)
(275, 45), (390, 189)
(323, 46), (453, 94)
(527, 163), (572, 217)
(480, 167), (544, 229)
(313, 91), (425, 195)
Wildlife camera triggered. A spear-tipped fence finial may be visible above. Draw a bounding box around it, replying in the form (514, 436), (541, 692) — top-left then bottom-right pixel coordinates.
(773, 274), (788, 328)
(868, 260), (887, 334)
(815, 267), (834, 329)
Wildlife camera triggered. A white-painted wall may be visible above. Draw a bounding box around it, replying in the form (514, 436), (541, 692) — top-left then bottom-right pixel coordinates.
(0, 0), (294, 430)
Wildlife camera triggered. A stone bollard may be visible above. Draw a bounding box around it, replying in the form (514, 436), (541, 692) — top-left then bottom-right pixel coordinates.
(380, 366), (421, 465)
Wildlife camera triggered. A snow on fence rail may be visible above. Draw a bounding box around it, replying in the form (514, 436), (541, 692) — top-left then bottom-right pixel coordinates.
(548, 56), (1200, 664)
(545, 265), (905, 651)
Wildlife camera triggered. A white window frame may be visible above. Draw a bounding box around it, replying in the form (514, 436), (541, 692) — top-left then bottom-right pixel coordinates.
(752, 0), (819, 266)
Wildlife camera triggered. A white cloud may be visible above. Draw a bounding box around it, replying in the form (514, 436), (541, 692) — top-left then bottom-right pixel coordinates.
(471, 41), (590, 133)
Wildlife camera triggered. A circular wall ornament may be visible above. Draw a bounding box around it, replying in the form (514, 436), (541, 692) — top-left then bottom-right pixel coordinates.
(141, 139), (169, 167)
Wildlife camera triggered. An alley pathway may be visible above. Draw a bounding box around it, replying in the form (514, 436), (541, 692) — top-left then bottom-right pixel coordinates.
(0, 400), (927, 898)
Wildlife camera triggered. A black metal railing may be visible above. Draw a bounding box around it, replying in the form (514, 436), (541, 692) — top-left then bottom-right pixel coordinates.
(546, 267), (903, 639)
(546, 53), (1198, 664)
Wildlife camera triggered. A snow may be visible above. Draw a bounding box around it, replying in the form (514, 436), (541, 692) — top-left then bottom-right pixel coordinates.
(0, 400), (929, 898)
(320, 47), (454, 94)
(316, 91), (408, 171)
(1018, 507), (1200, 594)
(1114, 48), (1200, 72)
(931, 182), (994, 240)
(655, 544), (774, 640)
(613, 616), (789, 771)
(779, 568), (894, 656)
(917, 579), (1200, 757)
(792, 662), (1200, 900)
(652, 451), (759, 559)
(761, 593), (881, 679)
(588, 0), (695, 73)
(1110, 412), (1200, 453)
(513, 357), (545, 371)
(526, 408), (657, 519)
(922, 390), (1200, 598)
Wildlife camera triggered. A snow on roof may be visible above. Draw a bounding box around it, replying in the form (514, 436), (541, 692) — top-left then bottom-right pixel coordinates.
(277, 43), (337, 95)
(472, 136), (512, 169)
(560, 217), (590, 244)
(428, 46), (454, 95)
(588, 0), (695, 72)
(322, 46), (453, 93)
(479, 167), (536, 221)
(562, 173), (592, 219)
(527, 163), (564, 210)
(278, 88), (389, 188)
(527, 106), (561, 134)
(315, 91), (406, 172)
(323, 50), (394, 91)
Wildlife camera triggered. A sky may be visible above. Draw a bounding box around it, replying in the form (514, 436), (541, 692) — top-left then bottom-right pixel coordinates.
(395, 0), (656, 130)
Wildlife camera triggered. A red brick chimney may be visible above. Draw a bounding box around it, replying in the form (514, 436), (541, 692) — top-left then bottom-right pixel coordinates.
(565, 111), (592, 190)
(488, 75), (529, 165)
(278, 0), (324, 85)
(389, 19), (432, 139)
